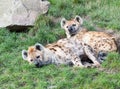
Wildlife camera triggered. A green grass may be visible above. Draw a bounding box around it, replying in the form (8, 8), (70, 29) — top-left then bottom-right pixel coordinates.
(0, 0), (120, 89)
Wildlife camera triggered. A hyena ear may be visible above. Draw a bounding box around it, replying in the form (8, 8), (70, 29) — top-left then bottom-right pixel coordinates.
(22, 50), (28, 60)
(74, 15), (83, 25)
(35, 43), (44, 51)
(61, 18), (67, 28)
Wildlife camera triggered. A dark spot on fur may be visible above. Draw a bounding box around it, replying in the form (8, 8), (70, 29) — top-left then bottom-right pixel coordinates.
(58, 56), (61, 59)
(53, 45), (62, 48)
(74, 57), (78, 60)
(49, 48), (57, 51)
(84, 43), (87, 46)
(101, 44), (104, 46)
(94, 47), (97, 49)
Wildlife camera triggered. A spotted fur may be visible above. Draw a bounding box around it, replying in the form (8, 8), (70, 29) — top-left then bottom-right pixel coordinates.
(61, 15), (117, 54)
(22, 38), (100, 68)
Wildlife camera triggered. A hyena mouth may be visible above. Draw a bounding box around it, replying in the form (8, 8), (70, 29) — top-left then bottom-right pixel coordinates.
(70, 30), (78, 36)
(35, 62), (43, 68)
(69, 27), (79, 36)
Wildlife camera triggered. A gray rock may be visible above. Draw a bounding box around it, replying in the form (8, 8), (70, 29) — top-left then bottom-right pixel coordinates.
(0, 0), (50, 31)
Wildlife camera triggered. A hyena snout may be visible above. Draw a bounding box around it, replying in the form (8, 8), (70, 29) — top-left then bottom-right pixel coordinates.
(35, 60), (43, 68)
(68, 26), (74, 33)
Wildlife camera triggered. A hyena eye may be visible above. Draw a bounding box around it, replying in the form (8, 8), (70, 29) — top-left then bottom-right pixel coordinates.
(36, 56), (40, 58)
(66, 26), (68, 28)
(72, 24), (76, 26)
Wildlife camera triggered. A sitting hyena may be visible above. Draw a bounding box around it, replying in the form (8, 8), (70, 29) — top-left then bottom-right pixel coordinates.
(61, 15), (117, 61)
(22, 37), (101, 68)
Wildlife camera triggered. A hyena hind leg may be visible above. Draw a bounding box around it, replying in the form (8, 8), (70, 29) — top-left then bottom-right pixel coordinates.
(83, 44), (101, 67)
(72, 54), (92, 68)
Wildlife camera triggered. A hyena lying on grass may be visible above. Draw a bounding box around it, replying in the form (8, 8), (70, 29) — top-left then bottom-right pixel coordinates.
(61, 15), (118, 62)
(22, 37), (102, 68)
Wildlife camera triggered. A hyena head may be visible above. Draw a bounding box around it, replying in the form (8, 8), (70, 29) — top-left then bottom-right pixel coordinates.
(61, 15), (83, 38)
(22, 43), (46, 68)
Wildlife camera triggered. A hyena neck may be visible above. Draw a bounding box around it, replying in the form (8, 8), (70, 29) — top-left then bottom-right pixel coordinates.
(71, 27), (88, 37)
(79, 27), (88, 32)
(43, 48), (60, 65)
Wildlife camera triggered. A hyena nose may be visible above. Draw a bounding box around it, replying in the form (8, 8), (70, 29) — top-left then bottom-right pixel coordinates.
(68, 27), (73, 32)
(35, 61), (43, 68)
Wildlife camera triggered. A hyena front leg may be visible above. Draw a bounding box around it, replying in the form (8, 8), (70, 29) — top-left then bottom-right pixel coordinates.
(83, 44), (101, 67)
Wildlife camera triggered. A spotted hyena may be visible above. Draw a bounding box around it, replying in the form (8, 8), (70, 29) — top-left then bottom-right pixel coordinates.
(61, 15), (117, 58)
(22, 37), (101, 68)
